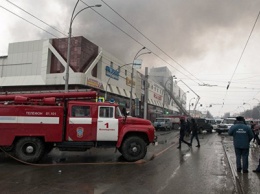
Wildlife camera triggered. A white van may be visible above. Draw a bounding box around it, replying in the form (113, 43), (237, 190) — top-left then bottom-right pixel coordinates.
(216, 117), (236, 134)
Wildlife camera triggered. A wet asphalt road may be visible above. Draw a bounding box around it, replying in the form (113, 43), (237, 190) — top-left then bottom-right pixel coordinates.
(0, 131), (259, 194)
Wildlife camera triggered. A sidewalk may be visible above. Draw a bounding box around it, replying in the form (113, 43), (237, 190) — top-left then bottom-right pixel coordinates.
(224, 140), (260, 194)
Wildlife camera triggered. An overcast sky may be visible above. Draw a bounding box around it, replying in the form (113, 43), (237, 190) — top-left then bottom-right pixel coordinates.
(1, 0), (260, 117)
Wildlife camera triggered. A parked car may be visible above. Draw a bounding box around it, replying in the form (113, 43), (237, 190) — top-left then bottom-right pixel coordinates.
(215, 119), (224, 125)
(161, 115), (188, 130)
(206, 118), (218, 130)
(216, 117), (236, 134)
(194, 118), (213, 133)
(153, 118), (173, 131)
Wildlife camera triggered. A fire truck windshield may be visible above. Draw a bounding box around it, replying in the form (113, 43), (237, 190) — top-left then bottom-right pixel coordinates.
(116, 107), (123, 117)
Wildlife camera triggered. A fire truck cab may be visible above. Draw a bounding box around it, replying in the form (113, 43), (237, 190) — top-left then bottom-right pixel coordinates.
(0, 91), (156, 163)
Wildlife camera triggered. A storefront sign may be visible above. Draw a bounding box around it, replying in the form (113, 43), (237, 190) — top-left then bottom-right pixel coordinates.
(154, 93), (162, 100)
(105, 66), (119, 80)
(133, 59), (142, 69)
(126, 77), (135, 87)
(86, 78), (104, 89)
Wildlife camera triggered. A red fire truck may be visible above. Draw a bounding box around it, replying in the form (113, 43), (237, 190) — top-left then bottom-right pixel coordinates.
(0, 91), (156, 162)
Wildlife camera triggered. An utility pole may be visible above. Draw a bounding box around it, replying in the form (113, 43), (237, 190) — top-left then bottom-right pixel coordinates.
(144, 67), (148, 119)
(64, 2), (101, 92)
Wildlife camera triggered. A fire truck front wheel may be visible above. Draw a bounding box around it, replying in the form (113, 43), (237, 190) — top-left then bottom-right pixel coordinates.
(121, 136), (147, 162)
(15, 137), (45, 163)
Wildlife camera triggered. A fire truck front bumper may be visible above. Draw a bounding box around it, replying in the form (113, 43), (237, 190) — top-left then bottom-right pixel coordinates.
(153, 136), (158, 146)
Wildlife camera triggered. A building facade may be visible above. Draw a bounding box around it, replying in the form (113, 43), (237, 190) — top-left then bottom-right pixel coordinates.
(0, 36), (187, 121)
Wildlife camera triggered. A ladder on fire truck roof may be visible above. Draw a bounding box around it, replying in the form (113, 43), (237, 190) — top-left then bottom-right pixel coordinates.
(0, 90), (98, 105)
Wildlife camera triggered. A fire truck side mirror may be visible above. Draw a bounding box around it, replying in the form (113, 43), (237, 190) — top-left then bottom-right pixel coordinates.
(122, 107), (127, 116)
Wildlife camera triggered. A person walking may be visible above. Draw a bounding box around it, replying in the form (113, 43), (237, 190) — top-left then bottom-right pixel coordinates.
(185, 118), (191, 137)
(228, 116), (254, 173)
(252, 123), (260, 145)
(190, 118), (200, 147)
(177, 118), (191, 149)
(252, 124), (260, 173)
(250, 121), (256, 144)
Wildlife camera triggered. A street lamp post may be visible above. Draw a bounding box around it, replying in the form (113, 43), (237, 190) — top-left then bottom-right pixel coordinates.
(253, 98), (260, 115)
(243, 102), (251, 109)
(240, 106), (245, 111)
(177, 80), (200, 111)
(239, 105), (246, 116)
(65, 1), (101, 92)
(243, 102), (252, 118)
(129, 47), (151, 116)
(189, 97), (195, 116)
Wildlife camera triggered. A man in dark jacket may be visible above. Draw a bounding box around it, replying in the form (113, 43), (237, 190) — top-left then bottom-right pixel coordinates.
(177, 118), (191, 149)
(228, 116), (254, 173)
(185, 118), (191, 137)
(190, 118), (200, 147)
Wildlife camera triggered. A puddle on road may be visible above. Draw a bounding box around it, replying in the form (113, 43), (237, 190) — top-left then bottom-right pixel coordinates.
(179, 152), (191, 164)
(158, 140), (168, 144)
(158, 140), (175, 145)
(183, 153), (191, 160)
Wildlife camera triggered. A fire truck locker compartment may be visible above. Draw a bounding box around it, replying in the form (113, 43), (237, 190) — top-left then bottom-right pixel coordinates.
(0, 106), (64, 145)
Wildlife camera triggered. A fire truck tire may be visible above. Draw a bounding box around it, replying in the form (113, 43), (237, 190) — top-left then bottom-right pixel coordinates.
(118, 147), (122, 154)
(45, 143), (54, 154)
(15, 137), (45, 163)
(121, 136), (147, 162)
(1, 145), (14, 152)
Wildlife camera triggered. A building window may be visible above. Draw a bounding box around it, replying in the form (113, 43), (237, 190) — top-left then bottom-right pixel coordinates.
(123, 89), (128, 97)
(116, 87), (121, 95)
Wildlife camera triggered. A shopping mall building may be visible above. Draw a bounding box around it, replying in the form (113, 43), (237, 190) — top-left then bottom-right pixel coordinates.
(0, 36), (187, 121)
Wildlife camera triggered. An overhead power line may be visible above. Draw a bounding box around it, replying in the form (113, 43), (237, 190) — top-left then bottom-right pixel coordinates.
(0, 6), (59, 38)
(80, 0), (202, 86)
(5, 0), (67, 37)
(3, 0), (203, 87)
(221, 10), (260, 113)
(226, 11), (260, 91)
(100, 0), (204, 86)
